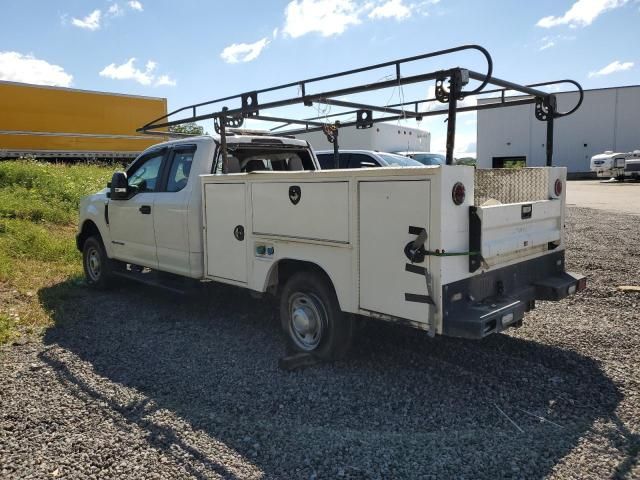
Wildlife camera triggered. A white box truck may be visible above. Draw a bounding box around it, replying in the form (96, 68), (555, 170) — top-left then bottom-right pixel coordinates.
(295, 122), (430, 153)
(77, 45), (586, 360)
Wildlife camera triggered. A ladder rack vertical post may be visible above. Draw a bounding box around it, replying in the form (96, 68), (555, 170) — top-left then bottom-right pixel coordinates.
(545, 94), (557, 167)
(220, 116), (229, 173)
(546, 116), (554, 167)
(333, 123), (340, 169)
(445, 73), (460, 166)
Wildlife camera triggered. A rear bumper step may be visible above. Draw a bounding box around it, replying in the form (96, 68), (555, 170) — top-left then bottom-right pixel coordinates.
(442, 251), (586, 339)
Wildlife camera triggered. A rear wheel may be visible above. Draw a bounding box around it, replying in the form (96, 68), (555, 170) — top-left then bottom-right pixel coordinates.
(82, 236), (113, 289)
(280, 271), (352, 360)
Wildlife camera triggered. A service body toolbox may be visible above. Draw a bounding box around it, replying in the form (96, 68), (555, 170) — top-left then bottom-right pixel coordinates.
(202, 165), (585, 339)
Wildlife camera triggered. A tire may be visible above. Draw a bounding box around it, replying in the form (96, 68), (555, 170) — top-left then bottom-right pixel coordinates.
(279, 271), (353, 360)
(82, 236), (113, 289)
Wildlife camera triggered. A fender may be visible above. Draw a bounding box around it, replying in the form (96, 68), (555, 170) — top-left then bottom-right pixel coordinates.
(77, 192), (114, 257)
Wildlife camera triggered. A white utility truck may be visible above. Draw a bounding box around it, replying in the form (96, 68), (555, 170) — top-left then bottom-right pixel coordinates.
(590, 150), (640, 181)
(77, 45), (586, 360)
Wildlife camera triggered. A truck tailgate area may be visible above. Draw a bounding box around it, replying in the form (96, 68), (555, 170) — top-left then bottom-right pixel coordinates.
(471, 199), (562, 265)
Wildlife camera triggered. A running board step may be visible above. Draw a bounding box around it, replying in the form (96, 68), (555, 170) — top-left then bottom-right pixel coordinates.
(111, 268), (199, 295)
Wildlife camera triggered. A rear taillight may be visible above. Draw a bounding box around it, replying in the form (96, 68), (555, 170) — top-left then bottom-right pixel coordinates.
(554, 179), (563, 197)
(452, 182), (466, 205)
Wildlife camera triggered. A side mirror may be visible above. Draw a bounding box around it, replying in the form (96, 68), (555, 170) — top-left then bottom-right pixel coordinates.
(110, 171), (129, 200)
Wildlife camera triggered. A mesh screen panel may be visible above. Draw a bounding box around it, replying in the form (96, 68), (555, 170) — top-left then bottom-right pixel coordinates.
(474, 168), (549, 205)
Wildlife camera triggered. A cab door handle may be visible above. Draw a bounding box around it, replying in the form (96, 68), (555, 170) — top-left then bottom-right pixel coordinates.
(139, 205), (151, 214)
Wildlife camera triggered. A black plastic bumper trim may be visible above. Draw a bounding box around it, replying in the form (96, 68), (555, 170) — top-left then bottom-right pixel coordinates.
(442, 251), (585, 339)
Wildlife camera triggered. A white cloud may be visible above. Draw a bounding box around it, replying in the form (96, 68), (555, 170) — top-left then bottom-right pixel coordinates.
(220, 38), (270, 63)
(108, 4), (123, 17)
(368, 0), (412, 20)
(272, 27), (279, 38)
(128, 1), (143, 11)
(588, 60), (634, 77)
(100, 58), (154, 85)
(99, 58), (175, 86)
(154, 74), (176, 87)
(536, 0), (628, 28)
(71, 9), (102, 30)
(0, 51), (73, 87)
(539, 40), (555, 51)
(283, 0), (361, 38)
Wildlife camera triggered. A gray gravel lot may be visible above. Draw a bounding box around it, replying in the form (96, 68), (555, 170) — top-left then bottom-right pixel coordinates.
(1, 207), (639, 479)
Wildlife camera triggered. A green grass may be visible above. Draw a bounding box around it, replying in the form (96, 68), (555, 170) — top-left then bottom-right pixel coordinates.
(0, 314), (16, 344)
(0, 160), (118, 342)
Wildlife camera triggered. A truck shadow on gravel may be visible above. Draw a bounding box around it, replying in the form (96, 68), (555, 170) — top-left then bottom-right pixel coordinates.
(38, 280), (629, 479)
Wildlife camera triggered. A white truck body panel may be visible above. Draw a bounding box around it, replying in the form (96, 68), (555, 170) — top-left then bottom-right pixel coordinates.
(475, 200), (561, 263)
(201, 165), (566, 335)
(359, 179), (431, 324)
(251, 181), (350, 243)
(204, 182), (248, 284)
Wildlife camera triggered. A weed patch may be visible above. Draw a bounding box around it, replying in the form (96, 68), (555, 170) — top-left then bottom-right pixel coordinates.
(0, 160), (116, 343)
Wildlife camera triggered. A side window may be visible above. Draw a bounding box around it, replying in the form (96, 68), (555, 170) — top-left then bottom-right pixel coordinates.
(348, 154), (379, 168)
(127, 151), (165, 192)
(166, 148), (196, 192)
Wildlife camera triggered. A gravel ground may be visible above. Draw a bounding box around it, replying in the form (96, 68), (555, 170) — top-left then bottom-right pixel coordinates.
(1, 207), (639, 479)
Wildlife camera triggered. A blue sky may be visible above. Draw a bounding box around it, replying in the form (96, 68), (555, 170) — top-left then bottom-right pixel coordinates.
(1, 0), (638, 155)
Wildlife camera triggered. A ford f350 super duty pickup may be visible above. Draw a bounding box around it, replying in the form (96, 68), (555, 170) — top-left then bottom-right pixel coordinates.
(77, 45), (586, 360)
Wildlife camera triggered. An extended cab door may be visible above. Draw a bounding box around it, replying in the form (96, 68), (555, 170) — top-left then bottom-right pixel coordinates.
(153, 145), (196, 276)
(108, 148), (167, 268)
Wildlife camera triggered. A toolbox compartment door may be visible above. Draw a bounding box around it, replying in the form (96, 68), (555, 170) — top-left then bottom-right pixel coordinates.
(471, 199), (562, 269)
(251, 181), (349, 243)
(204, 183), (247, 283)
(359, 180), (432, 324)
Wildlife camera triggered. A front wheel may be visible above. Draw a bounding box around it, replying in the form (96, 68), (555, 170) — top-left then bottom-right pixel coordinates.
(280, 272), (352, 360)
(82, 236), (113, 289)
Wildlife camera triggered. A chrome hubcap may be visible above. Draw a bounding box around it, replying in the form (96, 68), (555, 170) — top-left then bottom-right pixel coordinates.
(289, 293), (325, 351)
(86, 247), (101, 281)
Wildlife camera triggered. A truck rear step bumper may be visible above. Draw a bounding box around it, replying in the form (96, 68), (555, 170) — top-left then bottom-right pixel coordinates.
(442, 251), (585, 339)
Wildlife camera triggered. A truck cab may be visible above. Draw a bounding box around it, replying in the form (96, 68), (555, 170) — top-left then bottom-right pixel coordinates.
(77, 134), (318, 280)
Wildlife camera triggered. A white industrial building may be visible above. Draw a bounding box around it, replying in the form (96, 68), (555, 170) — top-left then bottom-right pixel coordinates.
(476, 85), (640, 176)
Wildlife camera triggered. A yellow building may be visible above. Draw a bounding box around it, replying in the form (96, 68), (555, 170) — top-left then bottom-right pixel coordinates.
(0, 81), (168, 160)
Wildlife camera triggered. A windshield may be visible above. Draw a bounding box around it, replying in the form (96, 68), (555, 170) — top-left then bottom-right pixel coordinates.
(409, 153), (445, 166)
(377, 153), (424, 167)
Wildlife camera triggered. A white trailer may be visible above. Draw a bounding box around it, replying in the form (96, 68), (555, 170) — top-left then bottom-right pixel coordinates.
(295, 123), (430, 152)
(590, 150), (640, 180)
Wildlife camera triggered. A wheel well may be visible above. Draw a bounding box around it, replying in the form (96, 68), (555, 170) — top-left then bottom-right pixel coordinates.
(76, 220), (101, 251)
(269, 259), (336, 296)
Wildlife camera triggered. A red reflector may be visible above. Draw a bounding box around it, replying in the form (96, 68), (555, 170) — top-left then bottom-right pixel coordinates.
(554, 179), (563, 197)
(452, 182), (466, 205)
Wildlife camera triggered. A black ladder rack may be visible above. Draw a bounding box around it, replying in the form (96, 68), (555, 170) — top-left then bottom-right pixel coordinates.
(137, 44), (583, 170)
